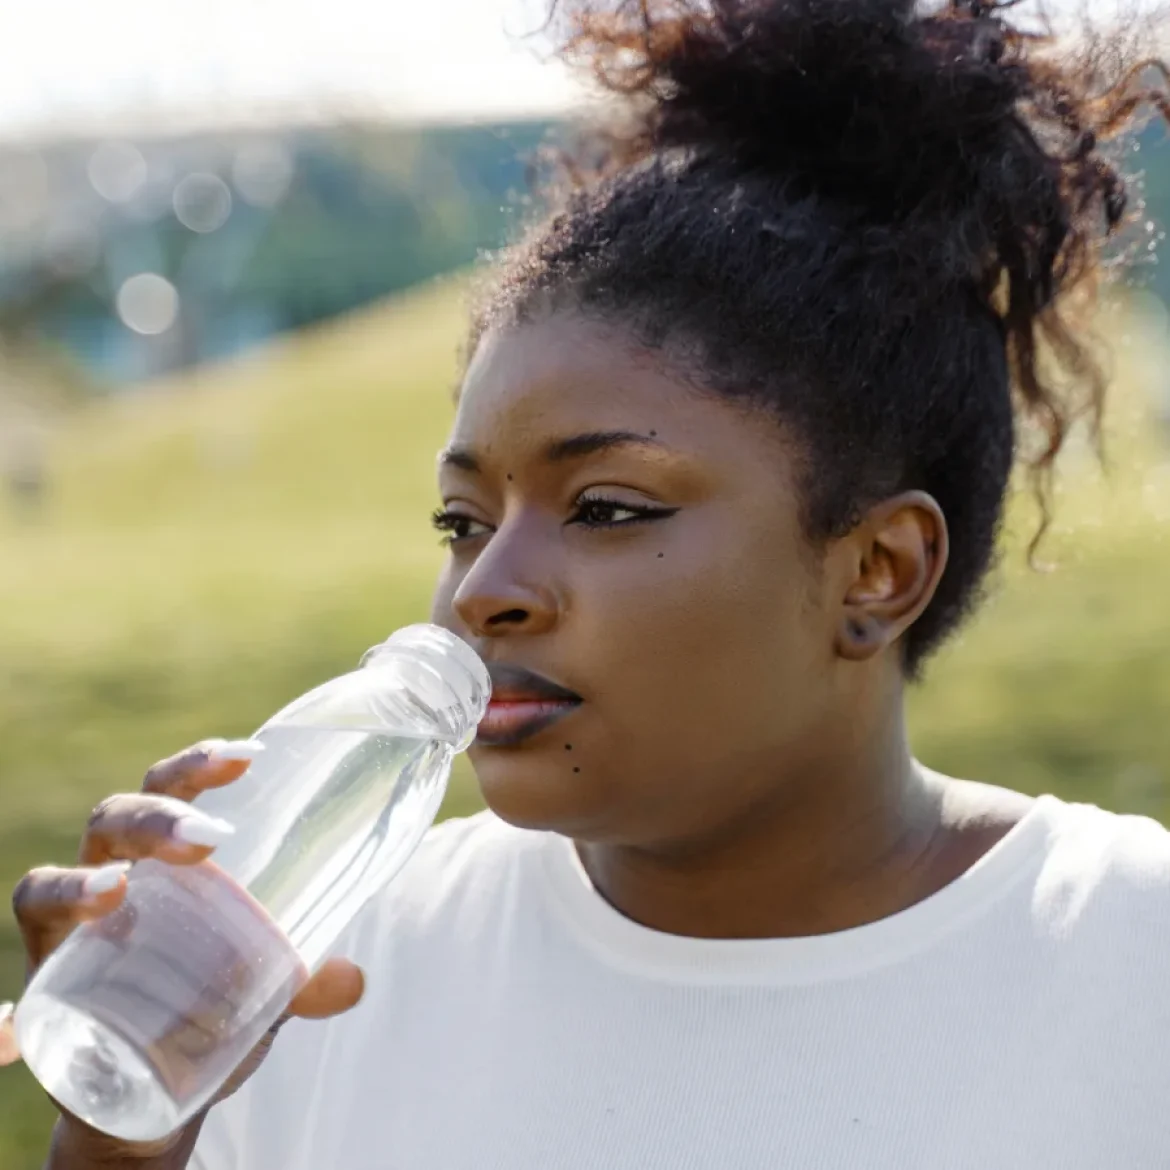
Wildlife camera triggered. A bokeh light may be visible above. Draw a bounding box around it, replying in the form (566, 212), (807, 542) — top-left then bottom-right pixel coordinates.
(87, 141), (148, 204)
(173, 173), (233, 233)
(115, 273), (180, 335)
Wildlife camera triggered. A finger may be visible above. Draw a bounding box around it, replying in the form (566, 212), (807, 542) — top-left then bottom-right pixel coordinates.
(78, 793), (236, 866)
(141, 739), (265, 802)
(0, 1003), (18, 1066)
(12, 863), (132, 970)
(287, 959), (365, 1021)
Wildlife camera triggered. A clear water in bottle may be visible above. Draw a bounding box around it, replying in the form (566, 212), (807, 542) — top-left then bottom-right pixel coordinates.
(197, 725), (454, 970)
(15, 856), (307, 1143)
(15, 625), (488, 1143)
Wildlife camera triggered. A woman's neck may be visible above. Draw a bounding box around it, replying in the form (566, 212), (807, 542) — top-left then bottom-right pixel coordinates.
(573, 707), (1028, 942)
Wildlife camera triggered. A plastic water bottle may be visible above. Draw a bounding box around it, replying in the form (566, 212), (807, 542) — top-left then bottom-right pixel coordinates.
(15, 623), (488, 1143)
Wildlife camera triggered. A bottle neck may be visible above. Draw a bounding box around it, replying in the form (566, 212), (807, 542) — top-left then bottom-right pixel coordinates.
(360, 625), (489, 751)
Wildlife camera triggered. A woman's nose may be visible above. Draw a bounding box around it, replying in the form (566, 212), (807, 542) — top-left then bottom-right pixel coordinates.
(451, 536), (560, 639)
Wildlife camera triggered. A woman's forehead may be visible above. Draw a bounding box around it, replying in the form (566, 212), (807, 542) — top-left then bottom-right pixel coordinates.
(460, 318), (668, 416)
(450, 315), (786, 466)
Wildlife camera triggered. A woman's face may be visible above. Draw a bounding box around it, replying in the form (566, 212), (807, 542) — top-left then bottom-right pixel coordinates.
(430, 313), (848, 848)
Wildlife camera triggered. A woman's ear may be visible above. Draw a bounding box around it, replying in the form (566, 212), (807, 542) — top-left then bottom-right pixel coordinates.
(833, 492), (949, 663)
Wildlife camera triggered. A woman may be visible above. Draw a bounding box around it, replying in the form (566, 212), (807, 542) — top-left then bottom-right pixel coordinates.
(12, 0), (1170, 1166)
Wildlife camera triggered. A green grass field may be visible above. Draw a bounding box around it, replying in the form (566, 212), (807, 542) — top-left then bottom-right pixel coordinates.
(0, 277), (1167, 1166)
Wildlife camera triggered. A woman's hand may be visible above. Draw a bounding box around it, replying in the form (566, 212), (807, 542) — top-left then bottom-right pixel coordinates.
(9, 740), (365, 1165)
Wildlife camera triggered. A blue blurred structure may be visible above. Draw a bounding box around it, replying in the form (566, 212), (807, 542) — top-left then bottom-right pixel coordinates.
(0, 120), (555, 389)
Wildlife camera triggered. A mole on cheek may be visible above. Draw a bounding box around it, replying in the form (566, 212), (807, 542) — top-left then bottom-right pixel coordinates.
(657, 553), (664, 558)
(573, 767), (581, 774)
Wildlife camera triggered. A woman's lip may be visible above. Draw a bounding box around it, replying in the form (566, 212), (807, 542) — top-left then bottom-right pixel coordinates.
(476, 698), (581, 747)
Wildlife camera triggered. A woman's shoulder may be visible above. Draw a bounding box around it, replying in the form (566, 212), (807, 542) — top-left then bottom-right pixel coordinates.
(1045, 795), (1170, 884)
(1034, 795), (1170, 953)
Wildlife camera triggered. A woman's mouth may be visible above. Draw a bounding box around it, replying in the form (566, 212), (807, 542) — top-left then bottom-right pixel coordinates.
(476, 664), (583, 748)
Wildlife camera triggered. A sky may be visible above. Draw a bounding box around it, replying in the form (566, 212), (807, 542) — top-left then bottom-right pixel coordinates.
(0, 0), (583, 140)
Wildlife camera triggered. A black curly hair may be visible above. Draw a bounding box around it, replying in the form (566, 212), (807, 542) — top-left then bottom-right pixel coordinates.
(470, 0), (1169, 674)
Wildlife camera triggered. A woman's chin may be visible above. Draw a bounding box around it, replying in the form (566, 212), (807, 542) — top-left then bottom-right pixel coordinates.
(470, 751), (610, 836)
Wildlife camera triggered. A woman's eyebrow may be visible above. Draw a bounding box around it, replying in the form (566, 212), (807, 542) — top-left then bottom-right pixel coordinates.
(438, 446), (481, 473)
(439, 431), (665, 474)
(543, 431), (664, 462)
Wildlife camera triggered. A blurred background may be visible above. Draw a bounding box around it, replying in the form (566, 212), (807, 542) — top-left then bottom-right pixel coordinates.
(0, 0), (1167, 1162)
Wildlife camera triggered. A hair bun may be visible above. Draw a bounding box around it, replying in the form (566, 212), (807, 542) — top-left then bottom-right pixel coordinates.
(627, 0), (1015, 218)
(555, 0), (1148, 236)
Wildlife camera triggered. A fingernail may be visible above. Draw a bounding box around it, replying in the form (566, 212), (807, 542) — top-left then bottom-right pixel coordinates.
(172, 811), (236, 848)
(204, 739), (265, 763)
(83, 861), (132, 899)
(0, 1002), (13, 1024)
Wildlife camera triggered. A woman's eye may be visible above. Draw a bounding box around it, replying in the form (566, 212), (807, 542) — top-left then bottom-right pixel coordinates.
(572, 497), (674, 528)
(431, 509), (491, 544)
(578, 499), (636, 526)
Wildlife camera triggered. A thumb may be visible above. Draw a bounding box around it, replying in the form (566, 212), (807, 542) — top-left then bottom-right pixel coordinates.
(0, 1003), (19, 1066)
(287, 958), (365, 1021)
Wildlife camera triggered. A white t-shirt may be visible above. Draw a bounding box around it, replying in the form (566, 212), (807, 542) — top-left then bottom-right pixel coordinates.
(193, 794), (1170, 1170)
